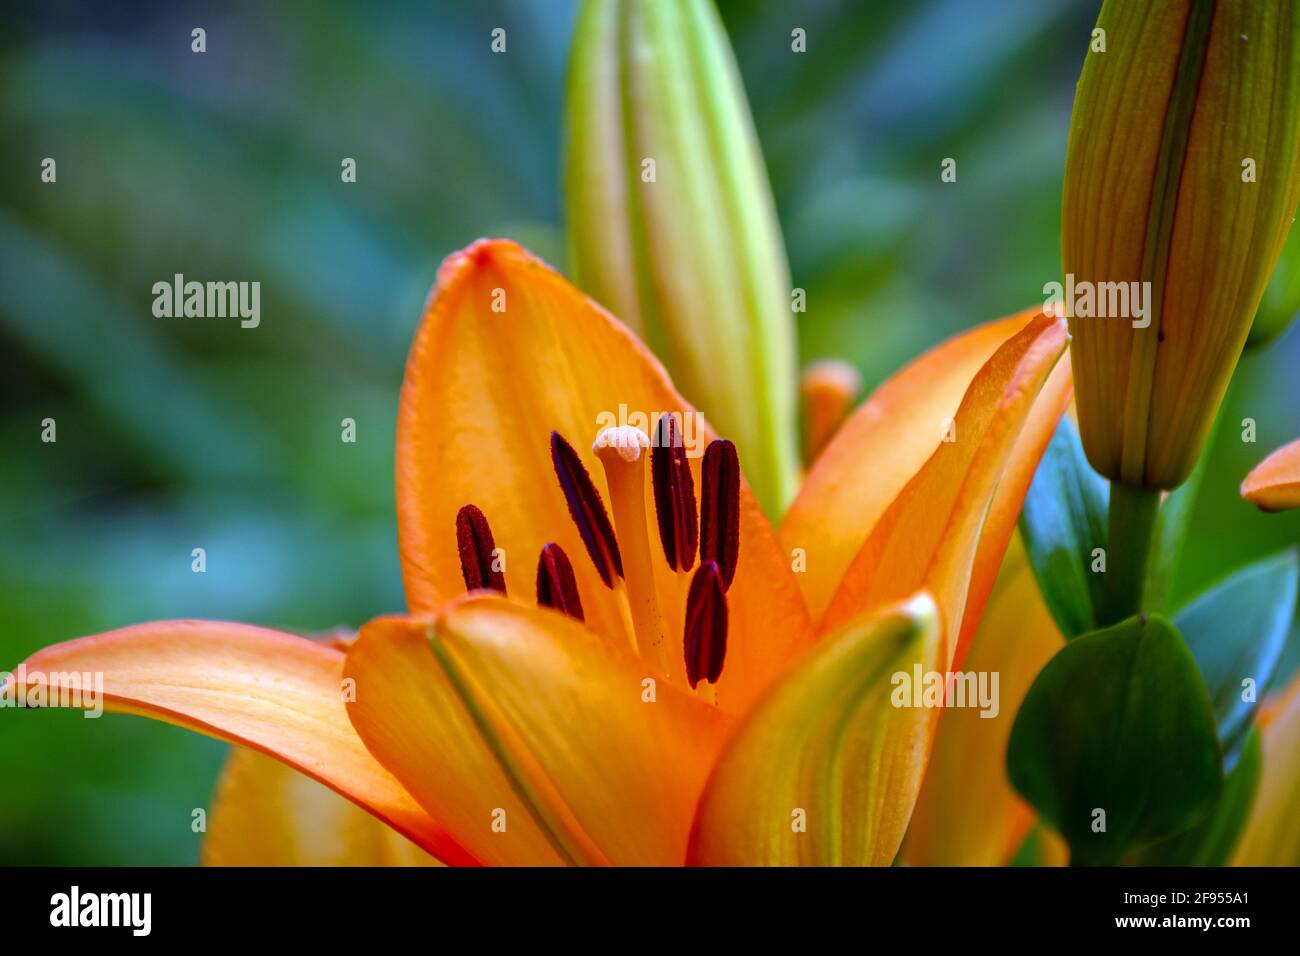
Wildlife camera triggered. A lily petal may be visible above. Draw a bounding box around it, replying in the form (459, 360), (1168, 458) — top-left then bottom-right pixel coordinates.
(395, 239), (810, 709)
(687, 594), (940, 866)
(203, 747), (440, 866)
(3, 621), (472, 865)
(344, 597), (733, 866)
(901, 536), (1064, 865)
(782, 307), (1043, 622)
(1241, 437), (1300, 512)
(1232, 672), (1300, 866)
(799, 358), (862, 465)
(817, 312), (1070, 668)
(960, 351), (1073, 662)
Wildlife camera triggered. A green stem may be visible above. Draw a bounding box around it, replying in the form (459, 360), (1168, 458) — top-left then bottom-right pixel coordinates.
(1101, 483), (1162, 624)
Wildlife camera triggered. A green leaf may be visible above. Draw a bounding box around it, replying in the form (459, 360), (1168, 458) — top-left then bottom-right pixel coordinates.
(1019, 418), (1108, 637)
(1007, 614), (1222, 865)
(1128, 727), (1261, 866)
(1172, 548), (1299, 770)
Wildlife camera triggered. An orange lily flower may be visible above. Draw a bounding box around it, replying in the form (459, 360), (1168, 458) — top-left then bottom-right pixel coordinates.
(1241, 437), (1300, 512)
(3, 240), (1069, 866)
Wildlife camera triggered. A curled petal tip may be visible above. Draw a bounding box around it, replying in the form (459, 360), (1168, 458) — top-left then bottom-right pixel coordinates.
(1241, 437), (1300, 513)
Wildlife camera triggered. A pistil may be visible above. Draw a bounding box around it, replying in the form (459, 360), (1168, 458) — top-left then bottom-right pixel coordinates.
(593, 425), (670, 673)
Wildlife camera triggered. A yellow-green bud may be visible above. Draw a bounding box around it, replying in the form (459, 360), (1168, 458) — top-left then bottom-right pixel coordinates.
(564, 0), (799, 516)
(1063, 0), (1300, 489)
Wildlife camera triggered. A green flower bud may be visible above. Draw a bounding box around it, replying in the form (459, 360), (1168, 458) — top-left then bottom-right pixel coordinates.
(564, 0), (799, 516)
(1063, 0), (1300, 489)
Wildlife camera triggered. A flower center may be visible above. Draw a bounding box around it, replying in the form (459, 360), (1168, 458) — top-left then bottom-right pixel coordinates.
(452, 422), (740, 693)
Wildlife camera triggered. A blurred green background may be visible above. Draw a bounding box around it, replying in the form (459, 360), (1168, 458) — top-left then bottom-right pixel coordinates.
(2, 0), (1297, 864)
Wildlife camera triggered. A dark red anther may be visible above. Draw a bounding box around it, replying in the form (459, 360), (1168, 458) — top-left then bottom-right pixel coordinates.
(550, 431), (623, 587)
(651, 413), (698, 572)
(699, 438), (740, 589)
(536, 543), (585, 622)
(683, 561), (728, 688)
(455, 504), (507, 594)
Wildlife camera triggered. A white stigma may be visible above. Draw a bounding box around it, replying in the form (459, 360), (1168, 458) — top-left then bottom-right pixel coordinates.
(593, 425), (650, 463)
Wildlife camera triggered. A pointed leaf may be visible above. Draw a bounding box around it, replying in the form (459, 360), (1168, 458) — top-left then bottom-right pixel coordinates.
(1007, 614), (1222, 864)
(1173, 548), (1299, 769)
(1132, 727), (1261, 866)
(1018, 418), (1109, 638)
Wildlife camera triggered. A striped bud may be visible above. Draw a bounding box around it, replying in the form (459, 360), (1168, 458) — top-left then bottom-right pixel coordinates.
(1063, 0), (1300, 489)
(564, 0), (800, 516)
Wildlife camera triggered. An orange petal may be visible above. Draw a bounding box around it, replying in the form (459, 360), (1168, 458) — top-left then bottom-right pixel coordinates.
(396, 239), (810, 710)
(816, 311), (1069, 669)
(901, 536), (1064, 865)
(957, 351), (1072, 663)
(1232, 673), (1300, 865)
(782, 307), (1042, 623)
(800, 359), (862, 465)
(3, 621), (473, 866)
(203, 747), (441, 866)
(1241, 437), (1300, 513)
(344, 597), (734, 866)
(688, 594), (940, 866)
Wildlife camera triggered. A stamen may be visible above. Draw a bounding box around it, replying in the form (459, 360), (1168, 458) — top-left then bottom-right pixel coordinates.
(683, 561), (728, 688)
(651, 413), (698, 572)
(593, 425), (669, 670)
(699, 439), (740, 589)
(455, 504), (507, 594)
(536, 543), (585, 622)
(551, 431), (624, 587)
